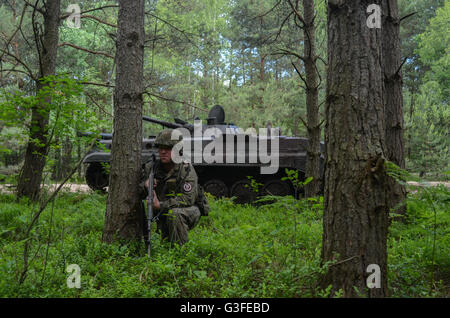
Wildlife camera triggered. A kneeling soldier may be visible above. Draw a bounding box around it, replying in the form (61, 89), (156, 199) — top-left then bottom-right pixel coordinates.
(140, 129), (201, 246)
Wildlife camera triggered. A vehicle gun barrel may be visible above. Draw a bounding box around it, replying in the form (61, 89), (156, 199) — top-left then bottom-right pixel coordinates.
(142, 116), (183, 129)
(142, 116), (193, 131)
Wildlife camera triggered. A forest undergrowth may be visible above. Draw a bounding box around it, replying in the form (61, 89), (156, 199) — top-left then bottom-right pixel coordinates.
(0, 185), (448, 298)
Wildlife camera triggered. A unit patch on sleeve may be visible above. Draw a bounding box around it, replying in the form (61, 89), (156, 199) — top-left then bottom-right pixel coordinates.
(183, 182), (193, 192)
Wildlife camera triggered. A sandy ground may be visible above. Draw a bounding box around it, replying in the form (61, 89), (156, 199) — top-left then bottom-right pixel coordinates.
(0, 183), (92, 194)
(0, 181), (448, 195)
(405, 181), (450, 188)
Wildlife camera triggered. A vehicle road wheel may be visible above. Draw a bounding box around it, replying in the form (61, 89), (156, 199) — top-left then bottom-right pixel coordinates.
(230, 180), (257, 204)
(85, 163), (109, 191)
(203, 179), (229, 198)
(262, 180), (293, 197)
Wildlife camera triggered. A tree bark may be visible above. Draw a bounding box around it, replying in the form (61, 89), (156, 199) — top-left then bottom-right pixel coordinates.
(303, 0), (321, 198)
(103, 0), (145, 243)
(322, 0), (389, 297)
(62, 136), (73, 179)
(17, 0), (60, 201)
(382, 0), (406, 216)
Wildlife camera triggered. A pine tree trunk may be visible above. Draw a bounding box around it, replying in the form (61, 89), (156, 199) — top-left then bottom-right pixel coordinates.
(303, 0), (321, 198)
(77, 139), (82, 180)
(17, 0), (60, 201)
(62, 136), (73, 179)
(322, 0), (389, 297)
(382, 0), (406, 216)
(103, 0), (145, 243)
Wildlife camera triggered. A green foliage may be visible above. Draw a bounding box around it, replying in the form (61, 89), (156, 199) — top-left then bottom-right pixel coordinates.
(416, 1), (450, 101)
(399, 0), (446, 89)
(282, 168), (312, 191)
(0, 75), (106, 183)
(403, 0), (450, 177)
(0, 191), (328, 297)
(0, 183), (447, 297)
(245, 175), (264, 193)
(0, 0), (448, 298)
(405, 82), (449, 177)
(388, 185), (450, 297)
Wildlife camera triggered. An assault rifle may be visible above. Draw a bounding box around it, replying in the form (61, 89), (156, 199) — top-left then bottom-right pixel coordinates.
(146, 154), (156, 258)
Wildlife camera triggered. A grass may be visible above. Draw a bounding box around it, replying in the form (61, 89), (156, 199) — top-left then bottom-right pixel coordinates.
(0, 185), (448, 298)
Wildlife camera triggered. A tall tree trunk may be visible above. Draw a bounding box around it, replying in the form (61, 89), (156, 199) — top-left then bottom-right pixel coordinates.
(322, 0), (389, 297)
(303, 0), (321, 198)
(62, 136), (73, 179)
(77, 138), (82, 180)
(382, 0), (406, 216)
(17, 0), (60, 201)
(259, 55), (265, 82)
(407, 88), (415, 159)
(11, 0), (24, 89)
(103, 0), (145, 243)
(229, 43), (234, 89)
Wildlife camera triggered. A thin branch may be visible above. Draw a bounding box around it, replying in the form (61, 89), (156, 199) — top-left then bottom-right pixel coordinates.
(58, 42), (114, 59)
(287, 0), (314, 58)
(298, 115), (308, 129)
(145, 12), (203, 53)
(0, 4), (27, 63)
(0, 68), (33, 78)
(81, 4), (119, 15)
(315, 55), (327, 66)
(0, 48), (36, 80)
(318, 100), (326, 110)
(23, 0), (44, 15)
(318, 118), (325, 128)
(400, 12), (417, 23)
(313, 58), (323, 90)
(81, 14), (117, 28)
(85, 91), (113, 117)
(272, 11), (293, 43)
(143, 91), (208, 113)
(251, 0), (281, 20)
(291, 61), (309, 89)
(288, 0), (307, 26)
(0, 30), (9, 40)
(394, 57), (408, 77)
(272, 48), (306, 63)
(19, 24), (34, 51)
(81, 81), (114, 88)
(59, 4), (119, 20)
(328, 255), (360, 267)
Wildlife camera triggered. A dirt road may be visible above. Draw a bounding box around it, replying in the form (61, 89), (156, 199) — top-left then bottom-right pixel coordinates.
(0, 183), (92, 194)
(1, 181), (449, 195)
(405, 181), (450, 188)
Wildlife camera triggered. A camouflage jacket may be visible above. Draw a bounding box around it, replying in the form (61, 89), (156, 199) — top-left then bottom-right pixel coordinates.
(140, 160), (198, 212)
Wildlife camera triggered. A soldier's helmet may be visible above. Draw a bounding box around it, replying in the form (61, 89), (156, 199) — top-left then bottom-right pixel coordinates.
(154, 129), (181, 149)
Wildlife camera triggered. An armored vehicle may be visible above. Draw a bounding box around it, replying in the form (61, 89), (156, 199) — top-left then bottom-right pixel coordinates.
(82, 105), (324, 203)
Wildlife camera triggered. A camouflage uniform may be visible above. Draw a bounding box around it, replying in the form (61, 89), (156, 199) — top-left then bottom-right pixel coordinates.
(140, 129), (201, 245)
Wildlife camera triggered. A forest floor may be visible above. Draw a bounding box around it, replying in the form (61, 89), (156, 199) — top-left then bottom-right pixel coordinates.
(0, 183), (91, 194)
(0, 185), (448, 297)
